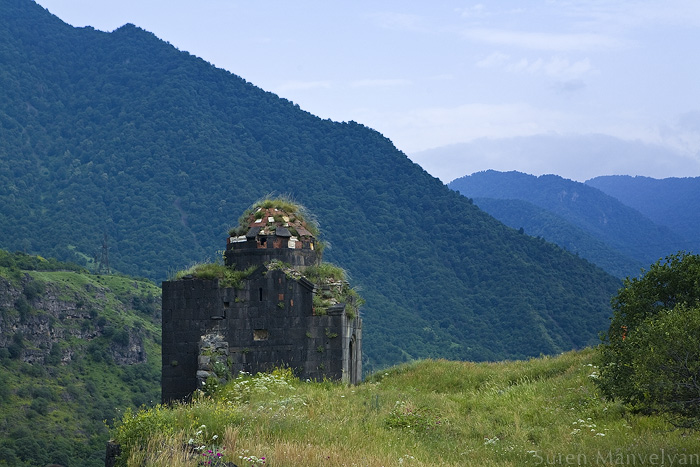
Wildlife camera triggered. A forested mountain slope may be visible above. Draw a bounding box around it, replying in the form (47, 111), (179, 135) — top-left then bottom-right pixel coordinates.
(0, 0), (621, 368)
(449, 171), (685, 278)
(586, 175), (700, 255)
(470, 197), (643, 278)
(0, 251), (161, 466)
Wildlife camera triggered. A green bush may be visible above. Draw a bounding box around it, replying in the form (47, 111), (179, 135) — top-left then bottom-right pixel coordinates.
(113, 328), (131, 347)
(596, 252), (700, 425)
(14, 297), (31, 323)
(627, 304), (700, 425)
(22, 279), (45, 300)
(174, 262), (255, 289)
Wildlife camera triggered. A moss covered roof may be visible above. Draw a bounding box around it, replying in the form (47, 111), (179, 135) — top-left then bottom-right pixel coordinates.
(230, 197), (319, 238)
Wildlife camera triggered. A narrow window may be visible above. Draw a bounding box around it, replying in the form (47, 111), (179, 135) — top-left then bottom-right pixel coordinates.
(253, 329), (269, 341)
(259, 287), (263, 301)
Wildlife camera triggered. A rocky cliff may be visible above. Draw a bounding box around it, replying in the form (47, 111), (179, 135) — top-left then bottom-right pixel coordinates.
(0, 273), (154, 366)
(0, 254), (162, 466)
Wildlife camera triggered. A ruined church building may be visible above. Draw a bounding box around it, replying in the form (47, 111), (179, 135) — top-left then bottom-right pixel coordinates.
(161, 200), (363, 402)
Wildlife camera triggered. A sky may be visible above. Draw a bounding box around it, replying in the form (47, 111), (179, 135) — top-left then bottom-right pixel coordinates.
(34, 0), (700, 182)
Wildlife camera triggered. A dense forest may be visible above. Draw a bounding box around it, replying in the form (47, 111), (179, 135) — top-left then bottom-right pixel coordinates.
(468, 197), (643, 278)
(0, 0), (621, 369)
(449, 170), (688, 279)
(586, 175), (700, 255)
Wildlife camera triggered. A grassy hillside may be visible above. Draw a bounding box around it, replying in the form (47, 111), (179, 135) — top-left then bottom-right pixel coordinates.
(0, 251), (162, 466)
(0, 0), (622, 368)
(111, 348), (699, 466)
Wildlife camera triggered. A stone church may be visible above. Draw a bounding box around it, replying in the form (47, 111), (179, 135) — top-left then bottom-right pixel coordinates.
(161, 199), (362, 402)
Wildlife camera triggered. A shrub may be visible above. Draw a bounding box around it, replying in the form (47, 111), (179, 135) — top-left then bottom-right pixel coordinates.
(596, 252), (700, 425)
(23, 279), (45, 300)
(174, 263), (255, 289)
(626, 304), (700, 425)
(14, 296), (31, 323)
(113, 328), (130, 347)
(8, 332), (24, 359)
(111, 405), (175, 466)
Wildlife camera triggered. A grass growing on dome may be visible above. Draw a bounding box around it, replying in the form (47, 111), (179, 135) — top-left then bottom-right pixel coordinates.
(229, 196), (321, 238)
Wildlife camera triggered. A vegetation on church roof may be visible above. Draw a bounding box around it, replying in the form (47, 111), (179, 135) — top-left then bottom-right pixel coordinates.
(304, 263), (364, 318)
(262, 260), (363, 318)
(173, 197), (363, 318)
(173, 263), (256, 289)
(228, 196), (320, 238)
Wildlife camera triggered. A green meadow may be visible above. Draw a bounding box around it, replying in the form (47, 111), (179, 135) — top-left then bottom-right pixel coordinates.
(112, 348), (699, 466)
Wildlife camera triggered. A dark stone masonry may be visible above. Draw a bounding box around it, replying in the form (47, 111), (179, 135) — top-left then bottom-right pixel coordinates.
(161, 202), (362, 402)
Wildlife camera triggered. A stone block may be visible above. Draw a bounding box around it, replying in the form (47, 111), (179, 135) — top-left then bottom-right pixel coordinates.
(198, 355), (211, 370)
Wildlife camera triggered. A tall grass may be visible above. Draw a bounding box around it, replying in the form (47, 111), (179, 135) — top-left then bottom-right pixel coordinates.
(111, 349), (700, 466)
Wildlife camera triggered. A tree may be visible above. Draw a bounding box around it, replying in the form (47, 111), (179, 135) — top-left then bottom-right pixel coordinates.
(596, 252), (700, 425)
(627, 304), (700, 423)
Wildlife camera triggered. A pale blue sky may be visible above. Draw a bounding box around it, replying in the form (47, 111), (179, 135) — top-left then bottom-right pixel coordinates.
(34, 0), (700, 181)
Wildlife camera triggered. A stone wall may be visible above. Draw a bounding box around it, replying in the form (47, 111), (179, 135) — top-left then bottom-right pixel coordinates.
(162, 268), (362, 403)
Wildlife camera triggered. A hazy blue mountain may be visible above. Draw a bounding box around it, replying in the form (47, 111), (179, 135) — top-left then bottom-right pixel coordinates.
(586, 175), (700, 255)
(0, 0), (621, 370)
(449, 170), (685, 278)
(471, 197), (644, 278)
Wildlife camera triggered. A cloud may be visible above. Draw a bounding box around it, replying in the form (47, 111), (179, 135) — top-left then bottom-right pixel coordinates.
(657, 111), (700, 157)
(550, 80), (587, 94)
(350, 79), (411, 88)
(562, 0), (700, 30)
(477, 53), (594, 80)
(369, 12), (426, 32)
(476, 51), (510, 68)
(462, 28), (628, 51)
(456, 4), (487, 19)
(356, 102), (570, 154)
(407, 134), (700, 183)
(277, 80), (332, 92)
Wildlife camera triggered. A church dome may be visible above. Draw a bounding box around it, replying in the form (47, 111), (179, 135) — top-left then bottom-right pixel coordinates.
(225, 198), (321, 269)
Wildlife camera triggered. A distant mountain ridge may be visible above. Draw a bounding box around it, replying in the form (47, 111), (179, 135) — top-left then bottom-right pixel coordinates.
(0, 0), (620, 370)
(449, 170), (689, 278)
(586, 175), (700, 255)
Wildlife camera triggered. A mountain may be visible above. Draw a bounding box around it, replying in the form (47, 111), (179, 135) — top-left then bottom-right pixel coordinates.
(586, 175), (700, 255)
(449, 170), (686, 278)
(409, 134), (700, 183)
(0, 0), (621, 369)
(0, 250), (161, 466)
(470, 197), (643, 278)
